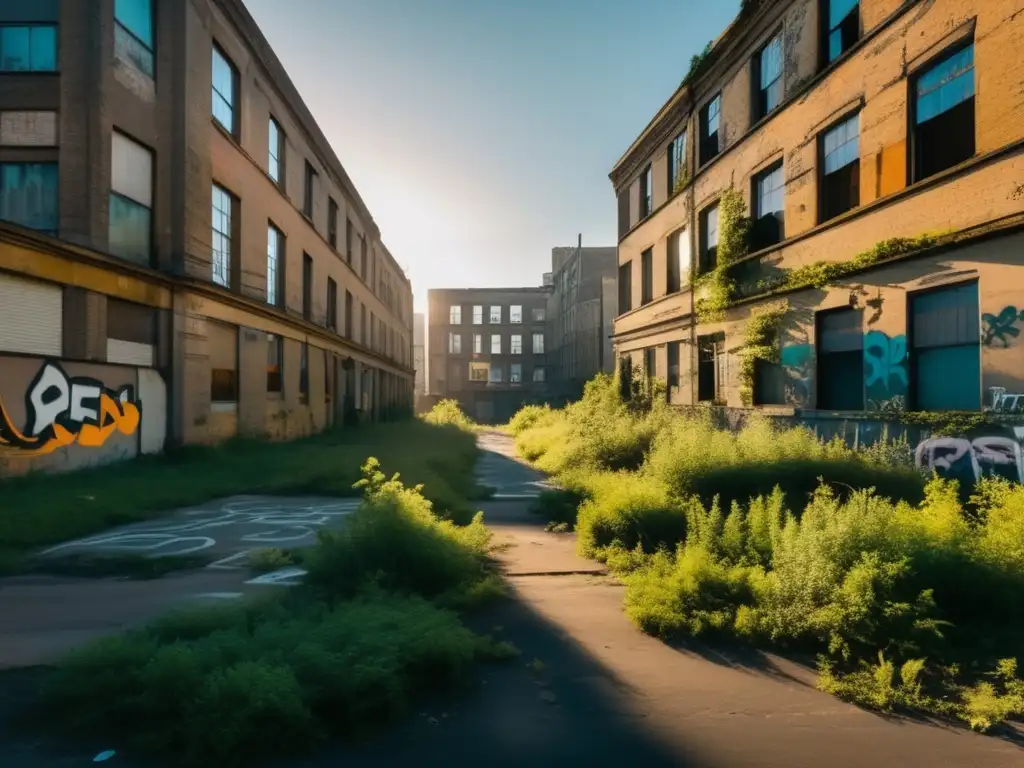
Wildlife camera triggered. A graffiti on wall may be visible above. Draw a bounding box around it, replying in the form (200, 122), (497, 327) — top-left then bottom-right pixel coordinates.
(989, 387), (1024, 414)
(780, 343), (813, 406)
(0, 361), (142, 457)
(915, 427), (1024, 486)
(864, 331), (908, 413)
(982, 306), (1024, 347)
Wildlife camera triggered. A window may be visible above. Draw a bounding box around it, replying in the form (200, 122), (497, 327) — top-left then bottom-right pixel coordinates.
(817, 308), (863, 410)
(824, 0), (859, 64)
(268, 117), (284, 184)
(667, 229), (689, 293)
(912, 44), (975, 183)
(510, 335), (522, 355)
(0, 163), (58, 233)
(699, 94), (721, 165)
(697, 332), (726, 403)
(533, 366), (546, 383)
(751, 162), (785, 250)
(109, 131), (153, 266)
(644, 348), (657, 380)
(617, 189), (630, 238)
(0, 25), (57, 72)
(699, 203), (719, 273)
(510, 305), (522, 324)
(302, 252), (312, 321)
(473, 333), (482, 354)
(472, 305), (483, 324)
(639, 164), (653, 218)
(267, 334), (282, 393)
(510, 363), (522, 383)
(327, 197), (338, 249)
(449, 332), (462, 354)
(346, 218), (354, 264)
(618, 262), (632, 314)
(361, 237), (368, 280)
(303, 161), (316, 218)
(360, 304), (367, 345)
(640, 248), (653, 305)
(491, 334), (502, 354)
(449, 305), (462, 324)
(327, 277), (337, 331)
(489, 364), (503, 383)
(299, 343), (308, 403)
(211, 45), (237, 135)
(209, 322), (238, 403)
(468, 362), (488, 382)
(532, 333), (545, 354)
(489, 306), (502, 324)
(211, 183), (235, 288)
(532, 307), (546, 323)
(910, 282), (980, 411)
(345, 290), (353, 338)
(754, 35), (783, 119)
(820, 112), (859, 223)
(668, 342), (680, 389)
(668, 131), (687, 194)
(114, 0), (154, 77)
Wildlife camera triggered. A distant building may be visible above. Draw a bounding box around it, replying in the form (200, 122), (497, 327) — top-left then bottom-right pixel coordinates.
(428, 287), (551, 424)
(413, 312), (426, 401)
(546, 236), (618, 404)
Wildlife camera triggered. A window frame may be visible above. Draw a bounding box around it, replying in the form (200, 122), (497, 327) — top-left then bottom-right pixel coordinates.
(699, 93), (722, 167)
(639, 164), (653, 218)
(449, 304), (462, 325)
(266, 222), (284, 307)
(668, 130), (687, 195)
(448, 332), (462, 354)
(699, 202), (719, 274)
(326, 277), (338, 331)
(510, 334), (522, 355)
(0, 161), (59, 234)
(472, 305), (483, 324)
(327, 197), (338, 249)
(211, 182), (236, 289)
(532, 332), (545, 355)
(302, 252), (313, 321)
(751, 160), (785, 250)
(490, 334), (502, 355)
(473, 333), (482, 354)
(0, 24), (59, 73)
(303, 160), (316, 219)
(510, 305), (523, 324)
(299, 342), (309, 403)
(211, 43), (238, 137)
(510, 363), (523, 383)
(489, 305), (502, 324)
(114, 0), (154, 78)
(821, 0), (861, 67)
(109, 130), (154, 266)
(640, 247), (653, 305)
(753, 32), (784, 121)
(268, 116), (285, 185)
(266, 333), (283, 393)
(818, 110), (861, 224)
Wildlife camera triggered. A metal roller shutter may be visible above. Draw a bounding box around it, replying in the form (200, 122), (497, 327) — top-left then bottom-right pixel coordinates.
(0, 272), (62, 355)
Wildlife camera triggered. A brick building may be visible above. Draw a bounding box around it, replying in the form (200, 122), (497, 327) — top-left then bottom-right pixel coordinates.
(427, 287), (551, 424)
(0, 0), (414, 477)
(611, 0), (1024, 431)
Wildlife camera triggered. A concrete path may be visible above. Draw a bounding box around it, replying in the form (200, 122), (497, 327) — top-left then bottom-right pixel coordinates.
(322, 430), (1024, 768)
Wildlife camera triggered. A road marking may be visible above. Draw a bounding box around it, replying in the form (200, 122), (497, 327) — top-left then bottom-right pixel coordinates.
(245, 567), (307, 586)
(193, 592), (244, 600)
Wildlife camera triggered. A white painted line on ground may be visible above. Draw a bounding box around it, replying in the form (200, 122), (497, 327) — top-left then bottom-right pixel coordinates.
(491, 493), (541, 500)
(206, 549), (255, 570)
(245, 567), (307, 586)
(193, 592), (244, 600)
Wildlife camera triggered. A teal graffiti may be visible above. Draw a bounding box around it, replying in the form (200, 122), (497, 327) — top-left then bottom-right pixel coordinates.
(780, 344), (813, 406)
(982, 306), (1024, 348)
(864, 331), (907, 412)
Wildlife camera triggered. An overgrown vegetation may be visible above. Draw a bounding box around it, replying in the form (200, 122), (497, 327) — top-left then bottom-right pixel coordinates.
(683, 40), (715, 85)
(511, 374), (1024, 731)
(422, 398), (478, 432)
(694, 187), (751, 323)
(0, 417), (484, 573)
(34, 459), (510, 766)
(736, 302), (789, 406)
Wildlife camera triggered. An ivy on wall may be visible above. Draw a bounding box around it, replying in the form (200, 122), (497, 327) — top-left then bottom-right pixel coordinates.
(896, 410), (993, 437)
(737, 302), (789, 407)
(693, 187), (751, 324)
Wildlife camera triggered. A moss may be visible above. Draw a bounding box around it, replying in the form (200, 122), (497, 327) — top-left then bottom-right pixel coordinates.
(736, 303), (789, 407)
(694, 188), (751, 324)
(683, 41), (714, 86)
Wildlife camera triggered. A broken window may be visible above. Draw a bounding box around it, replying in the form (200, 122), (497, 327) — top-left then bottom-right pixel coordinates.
(912, 43), (975, 182)
(824, 0), (859, 64)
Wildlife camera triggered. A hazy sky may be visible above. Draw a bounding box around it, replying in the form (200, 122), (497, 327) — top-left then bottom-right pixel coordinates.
(244, 0), (741, 311)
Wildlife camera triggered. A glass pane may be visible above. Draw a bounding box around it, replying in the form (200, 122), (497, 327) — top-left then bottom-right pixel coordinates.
(114, 0), (153, 48)
(829, 0), (859, 29)
(706, 206), (719, 248)
(30, 26), (57, 71)
(824, 114), (859, 174)
(916, 46), (975, 124)
(760, 37), (782, 89)
(109, 194), (152, 265)
(0, 163), (59, 231)
(0, 27), (30, 71)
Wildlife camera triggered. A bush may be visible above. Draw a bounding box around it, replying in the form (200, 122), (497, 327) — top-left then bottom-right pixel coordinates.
(507, 404), (554, 436)
(422, 399), (476, 431)
(36, 460), (504, 765)
(574, 472), (686, 558)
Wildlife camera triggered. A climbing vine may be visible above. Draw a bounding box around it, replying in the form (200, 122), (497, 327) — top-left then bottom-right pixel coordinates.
(694, 187), (751, 324)
(897, 411), (993, 437)
(672, 167), (691, 197)
(736, 302), (789, 406)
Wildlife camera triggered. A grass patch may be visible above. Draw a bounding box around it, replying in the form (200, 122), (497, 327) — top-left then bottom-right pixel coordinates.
(33, 458), (511, 766)
(0, 418), (483, 571)
(26, 553), (211, 580)
(246, 548), (301, 573)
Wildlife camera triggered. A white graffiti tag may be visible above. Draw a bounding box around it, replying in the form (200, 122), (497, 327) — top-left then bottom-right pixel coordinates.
(915, 436), (1024, 484)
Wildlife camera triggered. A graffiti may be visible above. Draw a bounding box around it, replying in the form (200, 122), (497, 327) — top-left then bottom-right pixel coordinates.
(41, 496), (360, 562)
(915, 434), (1024, 485)
(780, 344), (813, 406)
(982, 306), (1024, 347)
(987, 387), (1024, 414)
(864, 331), (908, 412)
(0, 361), (141, 457)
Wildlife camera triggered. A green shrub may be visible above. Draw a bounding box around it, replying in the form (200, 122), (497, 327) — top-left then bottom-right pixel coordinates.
(574, 472), (686, 558)
(422, 399), (476, 431)
(528, 487), (587, 527)
(507, 404), (555, 436)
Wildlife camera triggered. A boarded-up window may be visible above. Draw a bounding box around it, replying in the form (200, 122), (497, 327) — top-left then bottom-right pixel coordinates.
(817, 308), (863, 410)
(107, 298), (156, 366)
(0, 272), (61, 355)
(209, 321), (238, 403)
(911, 282), (980, 411)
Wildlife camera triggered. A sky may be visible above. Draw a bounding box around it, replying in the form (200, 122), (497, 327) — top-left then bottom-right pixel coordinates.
(243, 0), (742, 312)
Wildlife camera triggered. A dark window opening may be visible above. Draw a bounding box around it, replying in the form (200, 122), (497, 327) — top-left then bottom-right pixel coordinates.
(697, 332), (725, 403)
(667, 342), (680, 390)
(618, 261), (632, 315)
(299, 343), (309, 403)
(328, 197), (338, 249)
(666, 229), (684, 293)
(641, 248), (653, 305)
(820, 112), (860, 223)
(617, 189), (630, 238)
(211, 368), (237, 402)
(668, 131), (687, 195)
(302, 252), (312, 321)
(644, 347), (656, 380)
(824, 0), (859, 64)
(754, 35), (783, 120)
(267, 334), (282, 393)
(346, 218), (354, 264)
(327, 277), (337, 331)
(303, 161), (316, 218)
(699, 204), (719, 274)
(699, 94), (721, 166)
(816, 308), (864, 410)
(751, 162), (785, 250)
(639, 165), (653, 218)
(910, 281), (980, 411)
(345, 290), (353, 338)
(361, 236), (368, 280)
(912, 44), (975, 183)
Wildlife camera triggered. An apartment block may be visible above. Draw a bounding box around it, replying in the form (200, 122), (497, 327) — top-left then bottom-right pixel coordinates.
(413, 311), (426, 399)
(0, 0), (414, 477)
(611, 0), (1024, 433)
(427, 287), (551, 423)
